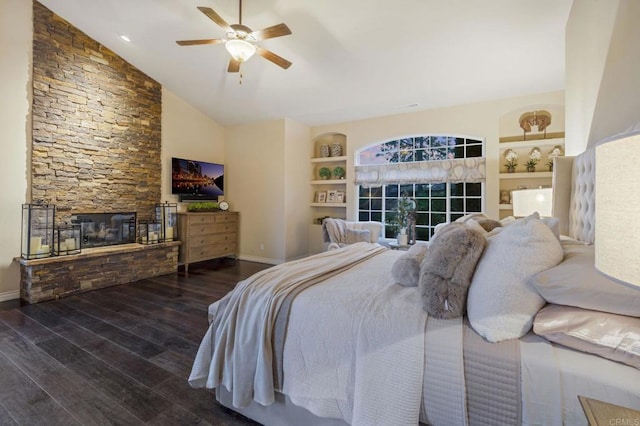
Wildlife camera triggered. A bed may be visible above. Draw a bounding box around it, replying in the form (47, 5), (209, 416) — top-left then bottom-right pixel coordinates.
(189, 148), (640, 425)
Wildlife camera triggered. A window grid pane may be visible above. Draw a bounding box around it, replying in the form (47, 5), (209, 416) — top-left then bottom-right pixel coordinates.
(357, 135), (484, 240)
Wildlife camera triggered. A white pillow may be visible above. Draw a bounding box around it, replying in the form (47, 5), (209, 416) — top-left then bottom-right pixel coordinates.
(531, 242), (640, 317)
(467, 217), (564, 342)
(499, 213), (560, 239)
(540, 217), (560, 240)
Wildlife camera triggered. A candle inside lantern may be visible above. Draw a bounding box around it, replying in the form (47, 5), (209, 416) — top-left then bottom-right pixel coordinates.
(30, 237), (41, 255)
(38, 245), (50, 257)
(65, 238), (76, 251)
(165, 227), (173, 240)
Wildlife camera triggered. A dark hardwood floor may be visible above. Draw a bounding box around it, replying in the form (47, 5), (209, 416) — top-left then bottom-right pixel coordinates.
(0, 258), (272, 425)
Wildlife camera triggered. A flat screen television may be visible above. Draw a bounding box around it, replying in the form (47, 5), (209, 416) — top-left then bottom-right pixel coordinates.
(171, 157), (224, 200)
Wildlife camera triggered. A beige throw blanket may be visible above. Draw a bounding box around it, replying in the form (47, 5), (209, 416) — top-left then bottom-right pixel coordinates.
(188, 242), (387, 408)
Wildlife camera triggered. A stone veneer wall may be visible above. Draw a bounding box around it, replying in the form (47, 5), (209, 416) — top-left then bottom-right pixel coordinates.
(31, 1), (161, 216)
(20, 3), (176, 303)
(20, 242), (180, 303)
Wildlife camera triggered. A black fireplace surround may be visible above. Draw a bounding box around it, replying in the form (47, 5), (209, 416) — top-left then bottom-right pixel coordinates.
(71, 212), (136, 248)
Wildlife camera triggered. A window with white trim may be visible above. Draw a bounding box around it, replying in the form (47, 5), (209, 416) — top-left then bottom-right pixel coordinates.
(356, 136), (485, 240)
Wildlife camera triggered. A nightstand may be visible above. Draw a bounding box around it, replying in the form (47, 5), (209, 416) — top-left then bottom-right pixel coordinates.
(578, 395), (640, 426)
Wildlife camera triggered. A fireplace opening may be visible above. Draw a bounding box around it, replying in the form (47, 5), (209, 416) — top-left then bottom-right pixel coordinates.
(71, 212), (136, 248)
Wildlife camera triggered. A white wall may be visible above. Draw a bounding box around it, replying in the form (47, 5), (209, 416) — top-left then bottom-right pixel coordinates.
(587, 0), (640, 145)
(0, 0), (31, 300)
(312, 91), (565, 221)
(565, 0), (640, 153)
(226, 120), (287, 263)
(283, 118), (312, 260)
(225, 118), (312, 264)
(565, 0), (619, 155)
(161, 88), (226, 207)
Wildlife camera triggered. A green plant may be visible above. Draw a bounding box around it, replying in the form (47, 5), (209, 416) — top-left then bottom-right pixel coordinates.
(396, 196), (415, 231)
(318, 167), (332, 179)
(187, 201), (219, 212)
(386, 196), (415, 235)
(333, 166), (345, 179)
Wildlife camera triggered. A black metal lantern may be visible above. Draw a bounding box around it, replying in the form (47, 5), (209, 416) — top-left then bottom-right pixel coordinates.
(155, 202), (178, 242)
(53, 224), (81, 256)
(121, 217), (137, 244)
(21, 203), (55, 259)
(138, 219), (161, 245)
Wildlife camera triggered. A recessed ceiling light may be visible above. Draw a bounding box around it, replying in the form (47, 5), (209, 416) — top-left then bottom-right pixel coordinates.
(120, 34), (131, 42)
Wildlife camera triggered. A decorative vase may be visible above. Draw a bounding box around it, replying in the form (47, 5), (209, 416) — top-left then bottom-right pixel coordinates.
(397, 232), (408, 246)
(527, 165), (535, 172)
(320, 145), (330, 158)
(330, 143), (343, 157)
(507, 166), (516, 173)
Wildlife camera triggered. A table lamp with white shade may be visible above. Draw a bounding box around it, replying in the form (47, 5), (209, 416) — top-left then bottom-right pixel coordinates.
(595, 130), (640, 289)
(511, 187), (553, 217)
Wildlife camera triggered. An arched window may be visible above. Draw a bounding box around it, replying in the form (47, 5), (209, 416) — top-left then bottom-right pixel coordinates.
(356, 136), (485, 240)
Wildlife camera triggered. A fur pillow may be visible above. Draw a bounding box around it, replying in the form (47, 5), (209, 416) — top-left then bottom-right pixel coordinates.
(419, 226), (486, 319)
(391, 244), (428, 287)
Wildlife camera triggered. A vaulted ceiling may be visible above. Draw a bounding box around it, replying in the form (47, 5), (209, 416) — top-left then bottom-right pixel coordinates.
(38, 0), (574, 126)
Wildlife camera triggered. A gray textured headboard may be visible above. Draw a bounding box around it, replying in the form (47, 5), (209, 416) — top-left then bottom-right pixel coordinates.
(552, 148), (596, 244)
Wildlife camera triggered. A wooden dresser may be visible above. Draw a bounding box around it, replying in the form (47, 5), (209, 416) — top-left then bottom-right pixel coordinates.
(177, 211), (238, 272)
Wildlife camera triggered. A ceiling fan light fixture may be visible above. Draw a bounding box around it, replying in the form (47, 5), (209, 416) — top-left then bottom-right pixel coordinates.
(225, 39), (256, 62)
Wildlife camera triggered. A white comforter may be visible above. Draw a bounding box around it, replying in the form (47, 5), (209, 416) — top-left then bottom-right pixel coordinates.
(190, 245), (468, 425)
(282, 249), (430, 425)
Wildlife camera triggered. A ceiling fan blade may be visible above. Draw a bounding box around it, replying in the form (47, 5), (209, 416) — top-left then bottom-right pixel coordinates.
(256, 47), (292, 69)
(197, 6), (232, 31)
(227, 59), (241, 73)
(176, 39), (224, 46)
(251, 23), (292, 41)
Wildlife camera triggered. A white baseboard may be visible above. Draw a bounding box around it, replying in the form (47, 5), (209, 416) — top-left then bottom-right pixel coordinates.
(0, 290), (20, 302)
(237, 254), (283, 265)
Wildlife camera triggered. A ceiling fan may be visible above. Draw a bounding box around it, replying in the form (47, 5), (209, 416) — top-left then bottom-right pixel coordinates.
(176, 1), (292, 73)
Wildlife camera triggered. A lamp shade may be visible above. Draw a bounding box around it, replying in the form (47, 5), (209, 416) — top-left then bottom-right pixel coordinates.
(595, 131), (640, 288)
(225, 39), (256, 62)
(511, 187), (553, 217)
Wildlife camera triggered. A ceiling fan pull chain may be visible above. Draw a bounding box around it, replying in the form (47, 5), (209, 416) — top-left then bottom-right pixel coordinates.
(239, 72), (243, 85)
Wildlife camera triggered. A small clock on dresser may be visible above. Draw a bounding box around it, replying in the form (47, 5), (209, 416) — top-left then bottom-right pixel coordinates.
(219, 200), (229, 211)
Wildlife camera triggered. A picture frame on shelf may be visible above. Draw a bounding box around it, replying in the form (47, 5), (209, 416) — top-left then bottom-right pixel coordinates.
(315, 191), (327, 203)
(336, 191), (344, 203)
(327, 190), (338, 203)
(500, 190), (510, 204)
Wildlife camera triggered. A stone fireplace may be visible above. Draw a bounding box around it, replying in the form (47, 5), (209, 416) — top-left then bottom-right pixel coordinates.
(18, 3), (176, 304)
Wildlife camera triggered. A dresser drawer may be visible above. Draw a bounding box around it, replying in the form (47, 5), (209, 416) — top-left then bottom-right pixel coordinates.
(187, 233), (236, 248)
(188, 222), (236, 237)
(188, 243), (237, 262)
(215, 214), (238, 224)
(188, 214), (218, 225)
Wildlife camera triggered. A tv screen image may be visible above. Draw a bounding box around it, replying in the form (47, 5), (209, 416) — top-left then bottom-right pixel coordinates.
(171, 157), (224, 198)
